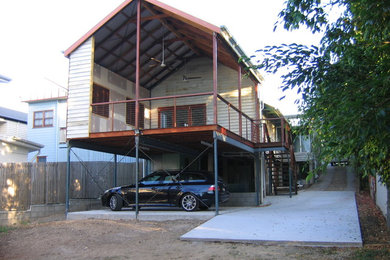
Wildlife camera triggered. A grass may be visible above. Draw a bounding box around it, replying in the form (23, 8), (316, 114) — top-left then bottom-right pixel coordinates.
(0, 225), (14, 234)
(353, 248), (390, 260)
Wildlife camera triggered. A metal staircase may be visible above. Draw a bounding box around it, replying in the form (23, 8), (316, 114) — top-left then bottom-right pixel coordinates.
(262, 122), (297, 196)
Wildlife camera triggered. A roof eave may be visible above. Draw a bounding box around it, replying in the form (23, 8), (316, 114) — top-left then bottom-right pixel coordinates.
(0, 137), (44, 152)
(64, 0), (221, 58)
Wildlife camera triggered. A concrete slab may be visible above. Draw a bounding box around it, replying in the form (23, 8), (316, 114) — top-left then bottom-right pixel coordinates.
(67, 207), (245, 222)
(181, 190), (362, 247)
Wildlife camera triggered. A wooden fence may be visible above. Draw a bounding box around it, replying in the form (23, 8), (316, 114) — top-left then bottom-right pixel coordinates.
(0, 162), (139, 211)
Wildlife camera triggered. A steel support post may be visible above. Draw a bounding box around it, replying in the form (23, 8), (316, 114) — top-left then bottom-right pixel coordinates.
(135, 135), (140, 219)
(268, 160), (273, 195)
(65, 143), (71, 217)
(114, 154), (117, 187)
(213, 132), (219, 216)
(260, 152), (266, 204)
(255, 152), (261, 206)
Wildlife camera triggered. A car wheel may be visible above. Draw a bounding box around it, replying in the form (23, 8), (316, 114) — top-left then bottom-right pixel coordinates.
(180, 193), (199, 211)
(109, 194), (123, 211)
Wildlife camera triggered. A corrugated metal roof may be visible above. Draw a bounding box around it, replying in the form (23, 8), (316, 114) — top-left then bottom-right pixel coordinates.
(263, 103), (283, 119)
(0, 106), (27, 123)
(64, 0), (262, 90)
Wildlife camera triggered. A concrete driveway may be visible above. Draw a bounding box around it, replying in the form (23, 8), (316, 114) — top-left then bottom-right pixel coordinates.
(181, 166), (362, 247)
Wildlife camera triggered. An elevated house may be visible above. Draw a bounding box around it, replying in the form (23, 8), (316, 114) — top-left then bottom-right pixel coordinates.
(64, 0), (297, 209)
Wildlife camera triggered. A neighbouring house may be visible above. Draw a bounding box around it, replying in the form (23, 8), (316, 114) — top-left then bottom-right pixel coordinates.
(63, 0), (297, 208)
(25, 96), (68, 162)
(0, 106), (43, 162)
(25, 96), (139, 166)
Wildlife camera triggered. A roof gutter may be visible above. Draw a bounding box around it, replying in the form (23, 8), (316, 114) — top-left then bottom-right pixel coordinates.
(220, 26), (263, 84)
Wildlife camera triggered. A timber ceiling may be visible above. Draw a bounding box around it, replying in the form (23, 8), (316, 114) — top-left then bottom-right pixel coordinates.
(66, 0), (258, 90)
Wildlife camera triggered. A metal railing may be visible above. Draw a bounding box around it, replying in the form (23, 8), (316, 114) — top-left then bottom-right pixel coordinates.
(259, 118), (290, 146)
(90, 93), (288, 144)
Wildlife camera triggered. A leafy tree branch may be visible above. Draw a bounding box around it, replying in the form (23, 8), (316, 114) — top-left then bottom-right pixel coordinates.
(254, 0), (390, 185)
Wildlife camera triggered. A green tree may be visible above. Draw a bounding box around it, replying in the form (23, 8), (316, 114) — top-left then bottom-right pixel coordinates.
(254, 0), (390, 187)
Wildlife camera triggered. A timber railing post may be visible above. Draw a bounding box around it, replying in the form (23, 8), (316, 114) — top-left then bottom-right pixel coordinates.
(213, 32), (218, 124)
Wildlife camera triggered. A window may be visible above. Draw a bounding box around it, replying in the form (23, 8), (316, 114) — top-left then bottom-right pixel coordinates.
(33, 110), (53, 128)
(141, 173), (163, 185)
(178, 172), (206, 183)
(92, 84), (109, 117)
(158, 104), (206, 128)
(126, 98), (145, 128)
(59, 127), (67, 143)
(37, 156), (47, 163)
(159, 108), (173, 128)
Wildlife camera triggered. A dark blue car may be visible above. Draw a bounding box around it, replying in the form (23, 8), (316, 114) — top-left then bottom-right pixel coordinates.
(101, 171), (230, 211)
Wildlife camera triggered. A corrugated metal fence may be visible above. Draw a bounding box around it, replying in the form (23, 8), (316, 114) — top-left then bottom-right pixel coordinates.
(0, 162), (138, 211)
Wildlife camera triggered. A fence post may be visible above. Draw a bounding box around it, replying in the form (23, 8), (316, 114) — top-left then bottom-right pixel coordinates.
(65, 143), (71, 217)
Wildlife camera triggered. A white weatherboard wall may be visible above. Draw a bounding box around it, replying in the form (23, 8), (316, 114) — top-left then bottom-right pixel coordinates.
(0, 143), (30, 163)
(27, 100), (60, 162)
(0, 120), (27, 139)
(151, 57), (257, 135)
(67, 37), (94, 139)
(376, 175), (388, 220)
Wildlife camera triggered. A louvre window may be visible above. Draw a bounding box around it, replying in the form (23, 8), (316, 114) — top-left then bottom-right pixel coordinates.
(158, 104), (206, 128)
(126, 98), (145, 128)
(92, 84), (109, 117)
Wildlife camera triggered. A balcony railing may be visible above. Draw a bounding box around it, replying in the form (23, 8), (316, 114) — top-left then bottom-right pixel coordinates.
(90, 93), (289, 145)
(260, 118), (290, 147)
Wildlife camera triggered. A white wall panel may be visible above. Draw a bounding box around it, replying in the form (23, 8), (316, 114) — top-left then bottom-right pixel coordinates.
(67, 37), (93, 139)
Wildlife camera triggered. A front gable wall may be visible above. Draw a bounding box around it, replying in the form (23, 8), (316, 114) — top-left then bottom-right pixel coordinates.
(67, 37), (94, 139)
(151, 57), (256, 130)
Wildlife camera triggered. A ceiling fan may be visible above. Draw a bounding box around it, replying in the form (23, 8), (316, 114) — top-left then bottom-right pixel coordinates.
(150, 31), (167, 68)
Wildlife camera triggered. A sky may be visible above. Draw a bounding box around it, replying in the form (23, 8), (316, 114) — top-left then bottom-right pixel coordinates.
(0, 0), (321, 115)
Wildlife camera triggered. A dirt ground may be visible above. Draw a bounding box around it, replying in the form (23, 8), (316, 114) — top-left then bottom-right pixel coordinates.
(1, 167), (389, 260)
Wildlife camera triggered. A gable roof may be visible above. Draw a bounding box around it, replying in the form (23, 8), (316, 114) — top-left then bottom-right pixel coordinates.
(0, 106), (27, 124)
(64, 0), (261, 90)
